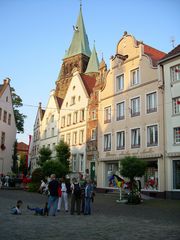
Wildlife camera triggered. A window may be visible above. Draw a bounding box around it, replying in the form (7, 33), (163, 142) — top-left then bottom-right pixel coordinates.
(71, 96), (75, 105)
(61, 116), (65, 128)
(147, 125), (158, 147)
(79, 130), (84, 144)
(116, 131), (125, 150)
(44, 130), (47, 139)
(60, 134), (65, 142)
(6, 96), (8, 102)
(0, 108), (2, 120)
(173, 97), (180, 115)
(73, 131), (77, 145)
(104, 133), (111, 151)
(8, 113), (11, 125)
(51, 115), (54, 122)
(173, 160), (180, 189)
(147, 92), (157, 113)
(131, 128), (140, 148)
(92, 110), (96, 120)
(116, 74), (124, 91)
(3, 111), (7, 123)
(53, 143), (56, 151)
(72, 154), (77, 172)
(174, 127), (180, 144)
(1, 132), (5, 145)
(116, 102), (125, 120)
(73, 111), (78, 124)
(51, 128), (54, 137)
(171, 64), (180, 82)
(66, 133), (71, 145)
(104, 106), (111, 123)
(79, 154), (84, 172)
(131, 68), (139, 85)
(91, 128), (96, 140)
(131, 97), (140, 117)
(80, 108), (85, 122)
(67, 114), (71, 126)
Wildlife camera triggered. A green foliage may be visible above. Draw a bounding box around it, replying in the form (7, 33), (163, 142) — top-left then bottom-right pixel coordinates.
(27, 182), (40, 192)
(32, 168), (44, 183)
(120, 156), (147, 182)
(55, 140), (70, 171)
(42, 160), (66, 178)
(38, 147), (52, 167)
(19, 154), (27, 175)
(11, 87), (26, 133)
(12, 140), (18, 174)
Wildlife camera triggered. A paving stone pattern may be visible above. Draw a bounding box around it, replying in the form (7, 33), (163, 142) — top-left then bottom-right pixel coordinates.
(0, 190), (180, 240)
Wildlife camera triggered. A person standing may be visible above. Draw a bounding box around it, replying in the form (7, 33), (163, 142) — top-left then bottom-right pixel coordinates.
(48, 174), (59, 216)
(70, 178), (81, 215)
(57, 177), (68, 212)
(84, 180), (93, 215)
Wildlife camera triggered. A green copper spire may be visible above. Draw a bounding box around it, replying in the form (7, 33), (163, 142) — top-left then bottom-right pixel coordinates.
(64, 6), (91, 58)
(85, 43), (99, 73)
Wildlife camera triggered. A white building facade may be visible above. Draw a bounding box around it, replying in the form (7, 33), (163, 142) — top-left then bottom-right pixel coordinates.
(159, 45), (180, 199)
(0, 78), (16, 174)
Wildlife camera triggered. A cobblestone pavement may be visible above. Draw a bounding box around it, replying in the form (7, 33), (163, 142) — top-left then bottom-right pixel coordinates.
(0, 189), (180, 240)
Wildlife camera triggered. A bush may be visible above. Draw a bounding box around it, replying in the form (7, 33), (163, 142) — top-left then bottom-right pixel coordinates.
(42, 160), (67, 178)
(32, 168), (44, 183)
(27, 182), (40, 192)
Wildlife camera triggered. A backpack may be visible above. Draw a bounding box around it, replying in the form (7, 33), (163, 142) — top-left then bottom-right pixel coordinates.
(73, 183), (81, 198)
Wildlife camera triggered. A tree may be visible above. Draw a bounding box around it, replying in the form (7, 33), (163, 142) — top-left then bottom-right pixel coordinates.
(120, 156), (147, 204)
(38, 147), (52, 167)
(55, 140), (70, 172)
(12, 140), (18, 174)
(19, 153), (28, 175)
(11, 87), (26, 133)
(42, 160), (66, 178)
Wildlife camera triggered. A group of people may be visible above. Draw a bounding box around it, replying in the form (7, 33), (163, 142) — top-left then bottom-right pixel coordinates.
(11, 173), (95, 216)
(48, 174), (95, 216)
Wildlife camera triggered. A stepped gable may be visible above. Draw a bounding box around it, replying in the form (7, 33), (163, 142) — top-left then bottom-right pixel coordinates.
(80, 73), (96, 96)
(144, 44), (166, 67)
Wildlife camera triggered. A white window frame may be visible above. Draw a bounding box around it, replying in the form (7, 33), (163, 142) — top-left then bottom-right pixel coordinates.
(174, 127), (180, 144)
(116, 101), (125, 121)
(67, 114), (71, 126)
(73, 131), (77, 145)
(73, 111), (78, 124)
(104, 106), (111, 123)
(131, 68), (140, 86)
(66, 133), (71, 145)
(79, 153), (84, 172)
(80, 108), (85, 122)
(170, 64), (180, 82)
(61, 116), (65, 128)
(79, 129), (84, 144)
(130, 96), (140, 117)
(116, 130), (125, 150)
(147, 124), (158, 147)
(116, 74), (124, 92)
(146, 91), (157, 114)
(131, 128), (140, 148)
(91, 128), (96, 140)
(104, 133), (111, 151)
(72, 154), (77, 172)
(172, 97), (180, 115)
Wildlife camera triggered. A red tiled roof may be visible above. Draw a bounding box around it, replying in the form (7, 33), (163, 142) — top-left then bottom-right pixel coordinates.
(159, 44), (180, 63)
(55, 96), (63, 109)
(80, 74), (96, 96)
(17, 142), (29, 152)
(144, 44), (166, 67)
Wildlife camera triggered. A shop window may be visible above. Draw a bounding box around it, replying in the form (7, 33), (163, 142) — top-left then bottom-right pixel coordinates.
(143, 161), (158, 190)
(173, 160), (180, 189)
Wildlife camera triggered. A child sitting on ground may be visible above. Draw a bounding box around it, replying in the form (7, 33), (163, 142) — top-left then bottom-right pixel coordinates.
(27, 202), (48, 216)
(11, 200), (23, 215)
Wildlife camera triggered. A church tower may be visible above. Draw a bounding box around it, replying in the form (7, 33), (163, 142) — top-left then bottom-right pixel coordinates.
(55, 5), (91, 99)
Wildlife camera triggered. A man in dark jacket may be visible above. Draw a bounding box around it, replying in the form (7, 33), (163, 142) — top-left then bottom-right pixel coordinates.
(48, 174), (59, 216)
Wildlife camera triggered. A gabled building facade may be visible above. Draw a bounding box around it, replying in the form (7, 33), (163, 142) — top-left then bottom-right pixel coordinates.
(0, 78), (16, 174)
(97, 32), (166, 197)
(159, 45), (180, 199)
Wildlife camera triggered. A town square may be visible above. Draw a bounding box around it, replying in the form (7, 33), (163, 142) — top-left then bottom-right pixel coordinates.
(0, 0), (180, 239)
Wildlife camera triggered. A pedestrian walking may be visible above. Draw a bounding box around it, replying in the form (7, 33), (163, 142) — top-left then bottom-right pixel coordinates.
(47, 174), (59, 216)
(57, 177), (68, 212)
(70, 178), (81, 215)
(84, 180), (93, 215)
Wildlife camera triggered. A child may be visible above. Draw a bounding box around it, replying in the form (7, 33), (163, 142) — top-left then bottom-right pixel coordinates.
(27, 202), (48, 216)
(11, 200), (23, 215)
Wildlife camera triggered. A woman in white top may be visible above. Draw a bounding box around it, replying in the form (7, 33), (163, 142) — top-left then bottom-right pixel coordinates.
(57, 178), (68, 212)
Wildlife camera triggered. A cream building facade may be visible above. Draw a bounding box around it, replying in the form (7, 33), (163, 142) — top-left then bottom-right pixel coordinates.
(97, 33), (166, 197)
(159, 45), (180, 199)
(0, 78), (16, 174)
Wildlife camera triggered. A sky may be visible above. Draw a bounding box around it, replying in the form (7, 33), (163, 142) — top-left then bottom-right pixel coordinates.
(0, 0), (180, 144)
